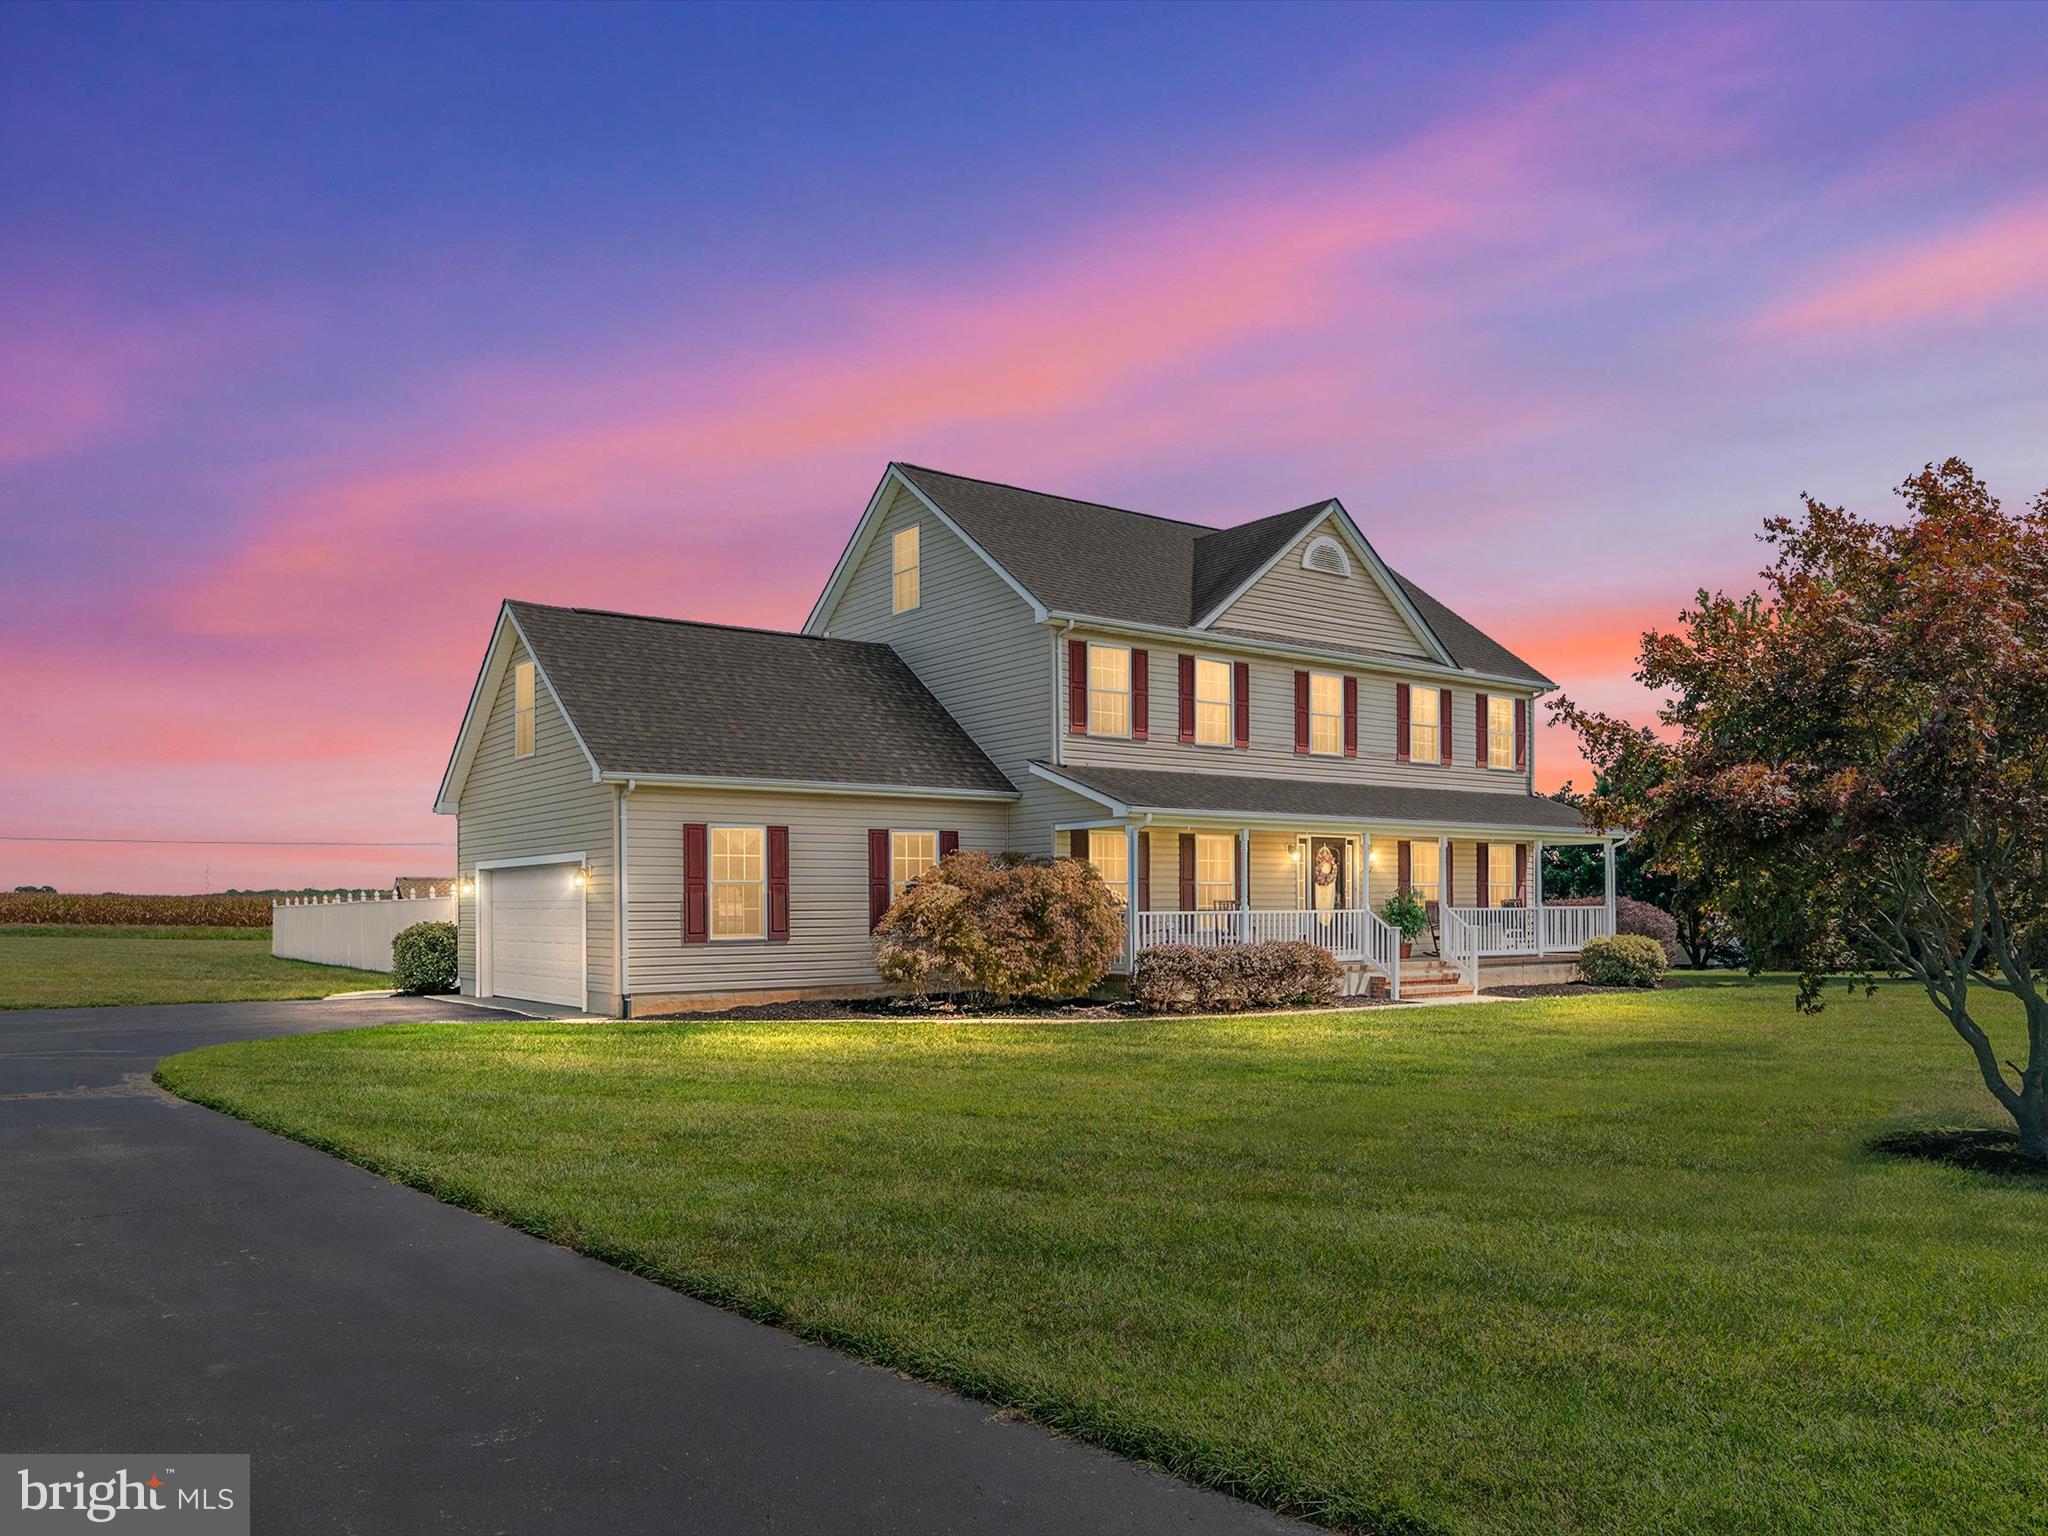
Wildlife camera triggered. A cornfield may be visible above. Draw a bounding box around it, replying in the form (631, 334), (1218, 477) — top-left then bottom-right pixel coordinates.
(0, 892), (275, 928)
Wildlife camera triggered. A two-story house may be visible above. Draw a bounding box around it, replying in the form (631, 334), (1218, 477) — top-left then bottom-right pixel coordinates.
(433, 464), (1616, 1014)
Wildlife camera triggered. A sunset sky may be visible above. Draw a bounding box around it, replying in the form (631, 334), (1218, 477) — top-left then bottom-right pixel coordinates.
(5, 1), (2046, 892)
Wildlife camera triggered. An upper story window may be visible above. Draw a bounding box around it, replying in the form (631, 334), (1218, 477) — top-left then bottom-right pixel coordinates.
(1195, 832), (1236, 910)
(1408, 684), (1440, 762)
(891, 830), (938, 900)
(891, 525), (921, 613)
(1087, 643), (1131, 737)
(710, 826), (765, 939)
(1488, 696), (1516, 769)
(1086, 830), (1128, 906)
(1194, 657), (1232, 746)
(513, 661), (536, 758)
(1487, 843), (1519, 906)
(1308, 671), (1343, 756)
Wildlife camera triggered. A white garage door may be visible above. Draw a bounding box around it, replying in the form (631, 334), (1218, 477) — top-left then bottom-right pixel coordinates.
(486, 863), (586, 1009)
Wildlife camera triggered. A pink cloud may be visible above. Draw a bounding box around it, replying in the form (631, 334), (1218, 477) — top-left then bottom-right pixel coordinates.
(1754, 197), (2048, 337)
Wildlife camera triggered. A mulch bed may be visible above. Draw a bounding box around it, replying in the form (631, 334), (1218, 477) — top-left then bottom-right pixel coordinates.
(646, 993), (1401, 1023)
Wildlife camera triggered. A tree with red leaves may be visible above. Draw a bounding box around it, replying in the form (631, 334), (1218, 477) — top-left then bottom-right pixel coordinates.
(1556, 460), (2048, 1160)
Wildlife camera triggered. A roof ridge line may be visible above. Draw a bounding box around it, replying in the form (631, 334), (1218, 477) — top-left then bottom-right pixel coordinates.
(897, 463), (1340, 539)
(508, 600), (890, 650)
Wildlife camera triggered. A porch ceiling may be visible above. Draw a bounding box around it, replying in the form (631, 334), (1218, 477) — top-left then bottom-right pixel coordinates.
(1031, 762), (1596, 837)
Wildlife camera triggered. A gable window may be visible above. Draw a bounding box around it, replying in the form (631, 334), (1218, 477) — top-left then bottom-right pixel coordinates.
(1407, 684), (1439, 762)
(1087, 643), (1131, 737)
(1193, 657), (1232, 746)
(513, 661), (536, 758)
(1405, 841), (1440, 904)
(1086, 830), (1128, 905)
(1488, 843), (1519, 906)
(891, 830), (938, 900)
(891, 524), (921, 613)
(1195, 833), (1236, 910)
(1308, 671), (1343, 756)
(1488, 696), (1516, 769)
(710, 826), (765, 939)
(1301, 534), (1352, 577)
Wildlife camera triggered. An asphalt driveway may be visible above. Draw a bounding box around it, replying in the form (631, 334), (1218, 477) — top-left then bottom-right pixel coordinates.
(1, 998), (1304, 1534)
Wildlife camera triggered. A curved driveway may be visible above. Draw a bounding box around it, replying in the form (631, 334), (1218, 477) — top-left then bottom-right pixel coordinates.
(1, 998), (1306, 1534)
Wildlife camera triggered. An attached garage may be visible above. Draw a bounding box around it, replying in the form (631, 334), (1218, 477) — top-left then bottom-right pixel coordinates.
(482, 858), (586, 1009)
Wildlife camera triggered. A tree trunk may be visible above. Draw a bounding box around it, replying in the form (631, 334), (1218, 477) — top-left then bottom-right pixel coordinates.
(2020, 1084), (2048, 1163)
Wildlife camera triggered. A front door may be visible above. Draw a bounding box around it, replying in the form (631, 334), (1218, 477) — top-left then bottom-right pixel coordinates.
(1308, 837), (1347, 914)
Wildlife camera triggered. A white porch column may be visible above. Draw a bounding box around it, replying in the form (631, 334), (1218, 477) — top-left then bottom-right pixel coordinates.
(1125, 823), (1141, 968)
(1531, 839), (1545, 952)
(1438, 834), (1452, 910)
(1237, 826), (1251, 942)
(1603, 837), (1618, 936)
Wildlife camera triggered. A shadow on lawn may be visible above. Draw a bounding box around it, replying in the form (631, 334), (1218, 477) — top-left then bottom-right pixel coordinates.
(1868, 1126), (2048, 1180)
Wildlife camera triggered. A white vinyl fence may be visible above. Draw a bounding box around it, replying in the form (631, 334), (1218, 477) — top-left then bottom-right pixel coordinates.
(272, 891), (456, 973)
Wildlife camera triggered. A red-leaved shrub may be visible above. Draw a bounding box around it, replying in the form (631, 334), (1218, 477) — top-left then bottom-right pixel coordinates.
(1133, 940), (1341, 1014)
(872, 852), (1124, 1002)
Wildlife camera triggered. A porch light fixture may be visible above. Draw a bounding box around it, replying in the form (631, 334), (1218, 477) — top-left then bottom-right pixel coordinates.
(571, 866), (590, 888)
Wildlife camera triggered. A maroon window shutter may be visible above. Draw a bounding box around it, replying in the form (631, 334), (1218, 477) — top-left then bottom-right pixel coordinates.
(1177, 654), (1195, 742)
(1138, 831), (1151, 911)
(1131, 649), (1149, 741)
(1233, 661), (1250, 748)
(1515, 843), (1528, 906)
(1475, 693), (1489, 767)
(682, 823), (709, 943)
(939, 829), (959, 859)
(1515, 698), (1528, 770)
(1397, 839), (1411, 894)
(1178, 833), (1196, 910)
(867, 828), (890, 929)
(1475, 841), (1490, 908)
(1067, 639), (1088, 735)
(1439, 687), (1454, 764)
(1293, 670), (1309, 754)
(1343, 676), (1358, 757)
(1070, 828), (1090, 860)
(766, 826), (790, 941)
(1396, 683), (1411, 761)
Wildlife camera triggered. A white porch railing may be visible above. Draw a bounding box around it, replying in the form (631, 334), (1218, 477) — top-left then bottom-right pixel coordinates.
(1439, 906), (1479, 991)
(1445, 904), (1613, 956)
(1132, 907), (1402, 998)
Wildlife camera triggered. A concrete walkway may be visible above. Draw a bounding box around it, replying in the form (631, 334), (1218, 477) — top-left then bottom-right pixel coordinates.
(1, 998), (1306, 1534)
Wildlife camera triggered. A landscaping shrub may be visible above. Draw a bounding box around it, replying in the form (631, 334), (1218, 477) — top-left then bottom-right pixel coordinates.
(1615, 896), (1680, 963)
(1578, 933), (1667, 987)
(1134, 940), (1341, 1014)
(391, 921), (458, 994)
(873, 852), (1124, 1002)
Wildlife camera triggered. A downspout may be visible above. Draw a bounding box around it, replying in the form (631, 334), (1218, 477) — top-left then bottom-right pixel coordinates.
(616, 779), (635, 1016)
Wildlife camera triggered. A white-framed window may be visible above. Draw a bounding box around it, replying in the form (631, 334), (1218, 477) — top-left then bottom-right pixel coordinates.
(513, 661), (536, 759)
(891, 830), (938, 901)
(891, 524), (921, 613)
(710, 825), (765, 939)
(1408, 684), (1439, 762)
(1489, 844), (1519, 906)
(1406, 841), (1441, 904)
(1195, 833), (1236, 910)
(1488, 696), (1516, 770)
(1194, 657), (1232, 746)
(1087, 830), (1128, 905)
(1309, 671), (1343, 756)
(1087, 643), (1131, 737)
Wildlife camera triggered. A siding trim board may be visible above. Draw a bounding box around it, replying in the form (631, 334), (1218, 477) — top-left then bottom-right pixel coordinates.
(437, 605), (604, 815)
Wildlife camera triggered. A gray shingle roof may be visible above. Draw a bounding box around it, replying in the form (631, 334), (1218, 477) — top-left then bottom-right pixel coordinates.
(1037, 762), (1592, 833)
(508, 602), (1016, 796)
(893, 464), (1551, 686)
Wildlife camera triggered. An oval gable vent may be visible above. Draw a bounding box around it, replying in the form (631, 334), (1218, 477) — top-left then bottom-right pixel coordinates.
(1302, 535), (1351, 576)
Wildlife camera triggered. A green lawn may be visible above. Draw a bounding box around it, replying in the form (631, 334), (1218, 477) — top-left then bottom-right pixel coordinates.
(0, 925), (392, 1009)
(154, 983), (2045, 1534)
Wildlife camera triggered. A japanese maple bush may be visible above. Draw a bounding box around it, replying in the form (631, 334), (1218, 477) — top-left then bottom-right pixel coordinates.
(872, 851), (1124, 1002)
(1558, 460), (2048, 1159)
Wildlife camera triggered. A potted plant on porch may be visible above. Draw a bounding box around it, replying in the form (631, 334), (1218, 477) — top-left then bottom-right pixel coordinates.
(1381, 890), (1429, 959)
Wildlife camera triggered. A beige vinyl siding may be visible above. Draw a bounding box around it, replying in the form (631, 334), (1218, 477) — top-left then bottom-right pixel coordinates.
(1058, 627), (1535, 796)
(1248, 832), (1298, 910)
(1214, 523), (1434, 658)
(1361, 836), (1527, 911)
(455, 636), (616, 1012)
(816, 480), (1046, 846)
(624, 785), (1007, 1000)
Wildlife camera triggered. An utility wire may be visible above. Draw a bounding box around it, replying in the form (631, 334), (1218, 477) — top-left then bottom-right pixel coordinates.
(0, 835), (454, 847)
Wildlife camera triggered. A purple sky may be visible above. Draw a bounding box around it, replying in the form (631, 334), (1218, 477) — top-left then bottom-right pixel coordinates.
(4, 1), (2045, 891)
